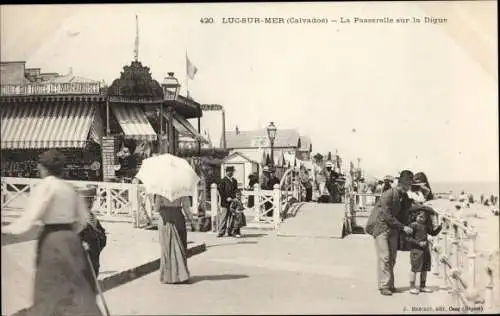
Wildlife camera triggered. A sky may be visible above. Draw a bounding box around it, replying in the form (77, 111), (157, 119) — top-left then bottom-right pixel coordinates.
(1, 2), (498, 183)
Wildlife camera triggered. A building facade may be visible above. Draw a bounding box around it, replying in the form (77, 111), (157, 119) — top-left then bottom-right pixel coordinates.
(0, 60), (209, 182)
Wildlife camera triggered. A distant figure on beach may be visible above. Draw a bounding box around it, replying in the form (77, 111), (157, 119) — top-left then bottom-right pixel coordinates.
(459, 191), (467, 202)
(468, 194), (474, 204)
(480, 194), (484, 205)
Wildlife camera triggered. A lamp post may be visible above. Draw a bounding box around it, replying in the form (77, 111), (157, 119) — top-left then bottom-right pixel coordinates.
(162, 72), (181, 154)
(266, 122), (277, 167)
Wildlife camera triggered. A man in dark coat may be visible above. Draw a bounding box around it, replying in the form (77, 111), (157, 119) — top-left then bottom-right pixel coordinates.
(370, 170), (414, 296)
(217, 166), (238, 237)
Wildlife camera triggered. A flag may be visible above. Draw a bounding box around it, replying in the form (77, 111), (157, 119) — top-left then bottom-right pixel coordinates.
(186, 54), (198, 80)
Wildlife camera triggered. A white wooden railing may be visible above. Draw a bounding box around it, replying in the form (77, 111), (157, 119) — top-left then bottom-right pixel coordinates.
(0, 177), (201, 228)
(430, 212), (499, 312)
(208, 167), (304, 232)
(343, 188), (499, 311)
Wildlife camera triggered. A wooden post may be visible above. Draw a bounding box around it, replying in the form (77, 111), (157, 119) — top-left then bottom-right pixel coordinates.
(451, 224), (461, 307)
(273, 184), (281, 230)
(254, 183), (261, 222)
(442, 220), (451, 291)
(129, 184), (139, 228)
(484, 252), (496, 311)
(466, 231), (478, 300)
(210, 183), (218, 233)
(192, 182), (199, 217)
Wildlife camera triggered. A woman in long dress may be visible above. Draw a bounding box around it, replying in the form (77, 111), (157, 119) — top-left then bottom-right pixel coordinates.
(155, 194), (194, 284)
(3, 149), (102, 316)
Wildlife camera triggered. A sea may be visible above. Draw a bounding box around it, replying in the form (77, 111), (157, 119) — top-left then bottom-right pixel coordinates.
(431, 181), (499, 198)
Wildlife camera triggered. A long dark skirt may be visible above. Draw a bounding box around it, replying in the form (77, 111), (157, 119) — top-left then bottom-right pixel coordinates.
(159, 207), (190, 284)
(15, 224), (102, 316)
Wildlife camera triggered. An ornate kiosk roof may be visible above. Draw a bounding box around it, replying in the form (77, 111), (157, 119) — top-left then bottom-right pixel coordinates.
(107, 61), (164, 104)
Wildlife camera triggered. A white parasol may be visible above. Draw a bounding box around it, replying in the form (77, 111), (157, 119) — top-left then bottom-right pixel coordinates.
(135, 153), (200, 202)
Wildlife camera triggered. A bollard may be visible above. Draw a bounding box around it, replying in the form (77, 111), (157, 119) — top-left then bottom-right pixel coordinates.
(254, 183), (261, 222)
(210, 183), (218, 233)
(273, 184), (281, 230)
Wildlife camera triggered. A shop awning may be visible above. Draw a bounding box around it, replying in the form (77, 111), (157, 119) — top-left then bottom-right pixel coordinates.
(1, 103), (97, 149)
(164, 112), (209, 144)
(111, 104), (157, 141)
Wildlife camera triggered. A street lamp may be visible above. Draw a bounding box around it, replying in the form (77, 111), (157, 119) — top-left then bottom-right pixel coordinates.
(162, 72), (181, 153)
(266, 122), (277, 167)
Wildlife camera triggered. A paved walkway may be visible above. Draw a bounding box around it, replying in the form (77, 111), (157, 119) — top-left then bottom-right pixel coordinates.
(100, 203), (469, 315)
(278, 202), (345, 238)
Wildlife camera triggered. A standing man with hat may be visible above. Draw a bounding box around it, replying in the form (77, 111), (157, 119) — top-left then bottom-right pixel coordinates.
(366, 169), (415, 296)
(218, 166), (238, 237)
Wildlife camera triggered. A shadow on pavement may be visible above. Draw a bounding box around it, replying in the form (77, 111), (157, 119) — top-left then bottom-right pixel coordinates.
(207, 240), (258, 248)
(393, 285), (442, 293)
(242, 233), (267, 238)
(189, 274), (249, 283)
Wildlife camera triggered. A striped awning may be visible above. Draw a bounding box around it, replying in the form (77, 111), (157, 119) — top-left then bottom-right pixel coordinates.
(110, 104), (157, 141)
(1, 103), (96, 150)
(164, 112), (209, 144)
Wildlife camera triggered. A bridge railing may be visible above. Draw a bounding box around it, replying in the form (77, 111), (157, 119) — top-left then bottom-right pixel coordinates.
(0, 176), (200, 228)
(430, 211), (499, 312)
(208, 167), (303, 232)
(1, 176), (142, 225)
(342, 187), (499, 311)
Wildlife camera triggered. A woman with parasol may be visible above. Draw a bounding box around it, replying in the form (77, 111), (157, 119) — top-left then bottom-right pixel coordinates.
(135, 154), (198, 284)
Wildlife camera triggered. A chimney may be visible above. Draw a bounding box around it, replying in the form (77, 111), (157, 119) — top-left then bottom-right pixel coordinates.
(235, 126), (239, 135)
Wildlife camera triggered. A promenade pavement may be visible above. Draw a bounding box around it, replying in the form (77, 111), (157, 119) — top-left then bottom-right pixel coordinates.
(101, 203), (464, 315)
(1, 222), (206, 316)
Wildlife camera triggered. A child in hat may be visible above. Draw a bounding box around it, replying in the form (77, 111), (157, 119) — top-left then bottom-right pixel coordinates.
(405, 209), (442, 294)
(229, 189), (247, 238)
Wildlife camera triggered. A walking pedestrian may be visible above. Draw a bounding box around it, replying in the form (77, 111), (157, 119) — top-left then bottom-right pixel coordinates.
(365, 170), (415, 296)
(155, 195), (193, 284)
(300, 165), (313, 202)
(3, 149), (102, 316)
(218, 166), (238, 237)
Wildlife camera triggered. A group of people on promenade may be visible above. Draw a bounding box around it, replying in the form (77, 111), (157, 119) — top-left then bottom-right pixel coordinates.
(365, 169), (443, 296)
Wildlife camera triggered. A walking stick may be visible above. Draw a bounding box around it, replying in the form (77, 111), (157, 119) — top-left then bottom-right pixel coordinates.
(83, 243), (111, 316)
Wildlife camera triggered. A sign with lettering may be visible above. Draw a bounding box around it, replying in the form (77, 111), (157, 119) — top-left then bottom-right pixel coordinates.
(0, 82), (101, 96)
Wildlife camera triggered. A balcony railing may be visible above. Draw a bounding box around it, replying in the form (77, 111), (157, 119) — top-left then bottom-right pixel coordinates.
(0, 82), (102, 96)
